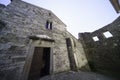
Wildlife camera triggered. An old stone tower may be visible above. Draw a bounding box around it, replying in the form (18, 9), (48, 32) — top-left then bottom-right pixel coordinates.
(0, 0), (89, 80)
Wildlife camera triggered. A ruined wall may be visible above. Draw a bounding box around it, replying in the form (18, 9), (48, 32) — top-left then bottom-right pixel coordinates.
(0, 0), (88, 80)
(79, 16), (120, 77)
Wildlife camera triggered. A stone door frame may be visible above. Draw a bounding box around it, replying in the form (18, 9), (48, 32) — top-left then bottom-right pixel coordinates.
(21, 39), (54, 80)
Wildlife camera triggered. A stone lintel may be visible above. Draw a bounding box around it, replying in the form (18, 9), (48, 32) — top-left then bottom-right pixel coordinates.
(28, 36), (55, 42)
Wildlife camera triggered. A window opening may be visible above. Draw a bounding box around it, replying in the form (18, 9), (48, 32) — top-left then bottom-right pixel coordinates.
(103, 31), (113, 38)
(45, 21), (52, 30)
(46, 21), (49, 29)
(92, 36), (99, 41)
(49, 13), (51, 16)
(50, 22), (52, 30)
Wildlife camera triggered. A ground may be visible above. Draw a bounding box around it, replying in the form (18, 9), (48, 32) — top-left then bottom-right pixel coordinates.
(40, 71), (117, 80)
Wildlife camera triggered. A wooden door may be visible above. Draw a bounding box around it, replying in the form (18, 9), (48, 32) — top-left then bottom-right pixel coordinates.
(28, 47), (50, 80)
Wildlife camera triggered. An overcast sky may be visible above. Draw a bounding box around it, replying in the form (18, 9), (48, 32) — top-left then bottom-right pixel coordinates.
(1, 0), (120, 38)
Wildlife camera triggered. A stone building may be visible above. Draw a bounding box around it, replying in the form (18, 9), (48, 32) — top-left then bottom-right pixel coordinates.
(0, 0), (89, 80)
(1, 0), (120, 80)
(79, 16), (120, 78)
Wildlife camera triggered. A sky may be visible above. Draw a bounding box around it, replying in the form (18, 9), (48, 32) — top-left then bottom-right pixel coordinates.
(0, 0), (120, 38)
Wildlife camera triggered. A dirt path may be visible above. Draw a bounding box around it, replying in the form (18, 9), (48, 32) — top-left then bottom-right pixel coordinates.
(40, 71), (117, 80)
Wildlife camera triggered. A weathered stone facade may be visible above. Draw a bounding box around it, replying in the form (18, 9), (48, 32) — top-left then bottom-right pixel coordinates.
(0, 0), (88, 80)
(79, 16), (120, 78)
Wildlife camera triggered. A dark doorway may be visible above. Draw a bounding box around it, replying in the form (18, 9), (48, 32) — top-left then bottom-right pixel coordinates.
(28, 47), (50, 80)
(88, 61), (96, 72)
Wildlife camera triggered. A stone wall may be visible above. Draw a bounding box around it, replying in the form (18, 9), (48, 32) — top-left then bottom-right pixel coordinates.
(79, 16), (120, 77)
(0, 0), (88, 80)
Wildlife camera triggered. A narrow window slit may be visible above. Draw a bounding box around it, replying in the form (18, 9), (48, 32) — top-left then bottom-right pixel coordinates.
(45, 20), (52, 30)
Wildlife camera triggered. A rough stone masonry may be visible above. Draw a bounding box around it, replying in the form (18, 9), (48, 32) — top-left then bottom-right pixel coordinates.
(0, 0), (89, 80)
(0, 0), (120, 80)
(79, 16), (120, 78)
